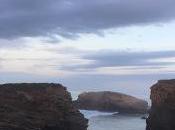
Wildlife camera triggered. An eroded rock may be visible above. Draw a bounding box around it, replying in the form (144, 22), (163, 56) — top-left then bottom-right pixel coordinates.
(146, 79), (175, 130)
(0, 83), (88, 130)
(74, 91), (148, 114)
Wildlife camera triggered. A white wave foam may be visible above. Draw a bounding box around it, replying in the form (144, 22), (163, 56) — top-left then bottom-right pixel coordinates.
(80, 110), (118, 119)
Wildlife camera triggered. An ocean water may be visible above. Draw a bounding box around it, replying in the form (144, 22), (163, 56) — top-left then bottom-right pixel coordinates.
(80, 110), (146, 130)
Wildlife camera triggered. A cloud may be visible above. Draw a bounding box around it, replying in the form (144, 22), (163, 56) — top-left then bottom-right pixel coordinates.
(0, 45), (93, 76)
(63, 50), (175, 70)
(0, 0), (175, 39)
(54, 49), (175, 76)
(1, 44), (175, 76)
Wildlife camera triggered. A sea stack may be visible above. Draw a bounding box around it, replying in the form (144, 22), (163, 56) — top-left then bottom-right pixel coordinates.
(0, 83), (88, 130)
(74, 91), (148, 114)
(146, 79), (175, 130)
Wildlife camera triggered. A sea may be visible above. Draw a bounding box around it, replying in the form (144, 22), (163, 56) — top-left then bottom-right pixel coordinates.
(71, 91), (146, 130)
(80, 110), (146, 130)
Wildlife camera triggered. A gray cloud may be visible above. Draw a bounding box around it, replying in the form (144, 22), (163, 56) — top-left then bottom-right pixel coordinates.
(0, 0), (175, 39)
(62, 50), (175, 70)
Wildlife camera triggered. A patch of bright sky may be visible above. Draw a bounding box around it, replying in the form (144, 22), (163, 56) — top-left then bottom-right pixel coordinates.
(58, 21), (175, 51)
(0, 40), (94, 77)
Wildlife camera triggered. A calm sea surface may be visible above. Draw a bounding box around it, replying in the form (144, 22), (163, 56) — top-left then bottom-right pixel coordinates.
(80, 110), (146, 130)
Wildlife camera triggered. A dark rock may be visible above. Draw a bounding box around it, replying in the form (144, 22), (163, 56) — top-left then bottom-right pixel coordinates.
(0, 83), (88, 130)
(74, 91), (148, 114)
(146, 79), (175, 130)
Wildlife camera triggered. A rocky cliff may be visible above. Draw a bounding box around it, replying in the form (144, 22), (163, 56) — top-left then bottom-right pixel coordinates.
(146, 79), (175, 130)
(0, 83), (88, 130)
(74, 91), (148, 114)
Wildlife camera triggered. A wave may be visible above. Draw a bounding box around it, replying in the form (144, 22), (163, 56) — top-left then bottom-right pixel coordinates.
(80, 110), (118, 119)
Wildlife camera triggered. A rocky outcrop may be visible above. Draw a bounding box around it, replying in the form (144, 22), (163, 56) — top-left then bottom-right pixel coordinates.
(0, 83), (88, 130)
(74, 91), (148, 114)
(146, 79), (175, 130)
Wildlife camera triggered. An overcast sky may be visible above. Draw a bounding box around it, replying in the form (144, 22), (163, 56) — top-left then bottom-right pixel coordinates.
(0, 0), (175, 99)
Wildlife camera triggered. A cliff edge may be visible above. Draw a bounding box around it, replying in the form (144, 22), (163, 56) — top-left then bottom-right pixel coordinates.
(146, 79), (175, 130)
(0, 83), (88, 130)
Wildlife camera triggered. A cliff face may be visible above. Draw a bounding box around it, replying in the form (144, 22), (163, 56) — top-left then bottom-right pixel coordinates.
(0, 83), (88, 130)
(146, 80), (175, 130)
(74, 91), (148, 114)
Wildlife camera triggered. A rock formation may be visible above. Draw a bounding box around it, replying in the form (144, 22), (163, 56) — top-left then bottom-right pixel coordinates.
(146, 79), (175, 130)
(0, 83), (88, 130)
(74, 91), (148, 114)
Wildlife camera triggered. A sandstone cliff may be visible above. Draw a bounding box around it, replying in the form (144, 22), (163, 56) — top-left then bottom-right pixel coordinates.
(74, 91), (148, 114)
(0, 83), (88, 130)
(146, 79), (175, 130)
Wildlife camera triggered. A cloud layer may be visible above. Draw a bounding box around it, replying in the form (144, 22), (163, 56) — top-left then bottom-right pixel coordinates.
(0, 0), (175, 39)
(1, 45), (175, 76)
(63, 50), (175, 70)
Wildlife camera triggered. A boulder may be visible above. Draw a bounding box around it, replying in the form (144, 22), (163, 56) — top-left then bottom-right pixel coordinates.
(0, 83), (88, 130)
(74, 91), (148, 114)
(146, 79), (175, 130)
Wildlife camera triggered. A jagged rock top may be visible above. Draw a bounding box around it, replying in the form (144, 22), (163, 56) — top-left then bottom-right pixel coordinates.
(150, 80), (175, 107)
(0, 83), (88, 130)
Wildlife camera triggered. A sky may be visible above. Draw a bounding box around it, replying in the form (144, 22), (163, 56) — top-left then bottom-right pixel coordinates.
(0, 0), (175, 99)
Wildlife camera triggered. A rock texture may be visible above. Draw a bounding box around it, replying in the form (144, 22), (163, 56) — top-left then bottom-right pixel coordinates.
(146, 79), (175, 130)
(74, 91), (148, 114)
(0, 83), (88, 130)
